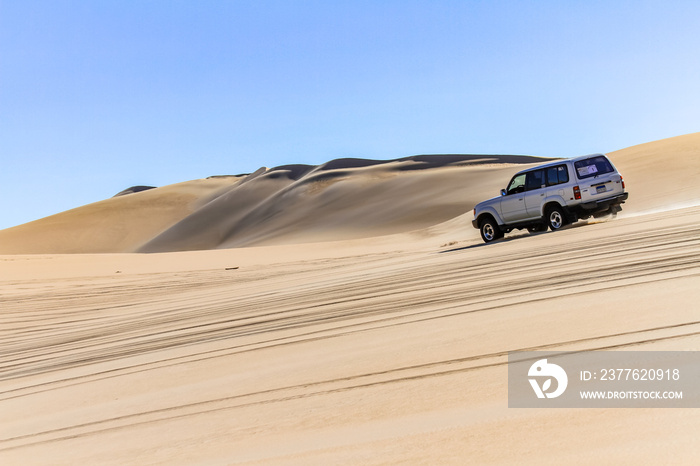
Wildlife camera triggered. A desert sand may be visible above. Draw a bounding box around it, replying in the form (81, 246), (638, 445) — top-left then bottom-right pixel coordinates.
(1, 133), (699, 464)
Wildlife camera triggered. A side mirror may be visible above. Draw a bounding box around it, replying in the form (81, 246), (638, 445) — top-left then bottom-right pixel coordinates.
(500, 189), (507, 196)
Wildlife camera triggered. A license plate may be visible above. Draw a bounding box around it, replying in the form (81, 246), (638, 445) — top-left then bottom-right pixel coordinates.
(596, 185), (607, 194)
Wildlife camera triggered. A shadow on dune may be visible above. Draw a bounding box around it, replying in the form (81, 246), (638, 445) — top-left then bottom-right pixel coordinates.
(394, 154), (554, 171)
(316, 158), (389, 171)
(265, 164), (316, 180)
(113, 186), (157, 197)
(137, 154), (552, 253)
(313, 154), (555, 172)
(439, 243), (489, 253)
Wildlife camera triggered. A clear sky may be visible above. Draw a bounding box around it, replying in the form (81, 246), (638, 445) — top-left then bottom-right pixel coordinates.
(1, 0), (699, 230)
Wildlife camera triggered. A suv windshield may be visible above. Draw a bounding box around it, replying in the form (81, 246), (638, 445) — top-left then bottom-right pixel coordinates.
(574, 156), (614, 179)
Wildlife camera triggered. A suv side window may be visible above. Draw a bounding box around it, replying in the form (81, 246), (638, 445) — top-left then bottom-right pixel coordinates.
(546, 165), (569, 186)
(525, 169), (545, 191)
(574, 156), (614, 179)
(506, 174), (526, 195)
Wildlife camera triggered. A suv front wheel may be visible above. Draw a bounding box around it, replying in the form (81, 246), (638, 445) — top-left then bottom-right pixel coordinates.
(479, 217), (503, 243)
(546, 205), (567, 231)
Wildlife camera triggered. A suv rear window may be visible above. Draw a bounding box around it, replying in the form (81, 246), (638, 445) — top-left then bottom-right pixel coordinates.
(574, 156), (614, 179)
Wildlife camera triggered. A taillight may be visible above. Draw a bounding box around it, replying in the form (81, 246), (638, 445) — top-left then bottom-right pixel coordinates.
(621, 176), (625, 189)
(573, 186), (581, 200)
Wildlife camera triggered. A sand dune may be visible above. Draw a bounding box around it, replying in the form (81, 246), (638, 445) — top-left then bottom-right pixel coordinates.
(1, 133), (699, 464)
(606, 132), (700, 212)
(0, 154), (553, 254)
(2, 134), (700, 255)
(0, 177), (244, 254)
(2, 133), (699, 255)
(1, 206), (699, 464)
(140, 154), (555, 252)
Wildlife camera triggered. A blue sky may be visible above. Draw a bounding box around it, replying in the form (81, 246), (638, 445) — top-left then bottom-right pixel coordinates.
(1, 0), (699, 230)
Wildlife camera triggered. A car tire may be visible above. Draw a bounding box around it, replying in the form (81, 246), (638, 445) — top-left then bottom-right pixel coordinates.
(546, 205), (567, 231)
(479, 217), (503, 243)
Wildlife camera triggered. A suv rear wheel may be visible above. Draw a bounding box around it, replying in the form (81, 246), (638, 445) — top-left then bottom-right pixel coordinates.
(546, 205), (567, 231)
(479, 217), (503, 243)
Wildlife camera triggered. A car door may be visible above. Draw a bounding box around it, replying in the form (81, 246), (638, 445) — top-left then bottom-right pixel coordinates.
(500, 173), (528, 222)
(524, 169), (547, 218)
(543, 164), (569, 204)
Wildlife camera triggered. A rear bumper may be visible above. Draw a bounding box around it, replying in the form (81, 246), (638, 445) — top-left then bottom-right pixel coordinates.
(579, 192), (628, 211)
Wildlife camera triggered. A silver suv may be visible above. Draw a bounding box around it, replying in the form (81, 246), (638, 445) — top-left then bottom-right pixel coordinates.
(472, 154), (628, 243)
